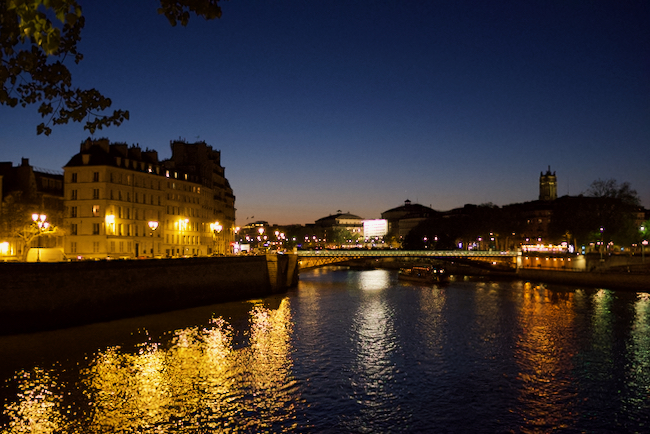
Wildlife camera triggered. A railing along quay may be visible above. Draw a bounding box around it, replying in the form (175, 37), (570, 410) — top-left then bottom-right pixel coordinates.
(296, 250), (518, 257)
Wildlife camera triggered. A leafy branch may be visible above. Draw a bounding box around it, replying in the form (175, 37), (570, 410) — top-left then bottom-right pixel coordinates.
(1, 0), (222, 135)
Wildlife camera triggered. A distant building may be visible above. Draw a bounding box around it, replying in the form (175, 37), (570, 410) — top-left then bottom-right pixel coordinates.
(0, 158), (64, 259)
(315, 212), (364, 246)
(63, 138), (236, 259)
(381, 199), (438, 243)
(539, 166), (557, 201)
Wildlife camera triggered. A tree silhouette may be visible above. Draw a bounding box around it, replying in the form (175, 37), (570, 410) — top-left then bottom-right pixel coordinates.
(1, 0), (222, 135)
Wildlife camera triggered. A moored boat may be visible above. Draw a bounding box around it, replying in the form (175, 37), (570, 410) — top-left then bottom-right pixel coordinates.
(398, 266), (448, 283)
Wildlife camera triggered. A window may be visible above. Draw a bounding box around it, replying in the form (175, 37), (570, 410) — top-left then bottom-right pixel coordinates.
(70, 242), (77, 253)
(93, 189), (99, 199)
(71, 173), (77, 183)
(71, 189), (77, 200)
(93, 223), (100, 234)
(93, 172), (99, 182)
(93, 242), (99, 253)
(71, 206), (77, 218)
(71, 223), (77, 235)
(92, 205), (100, 216)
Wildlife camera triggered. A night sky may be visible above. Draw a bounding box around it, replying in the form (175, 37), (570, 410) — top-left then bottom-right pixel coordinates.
(1, 0), (648, 225)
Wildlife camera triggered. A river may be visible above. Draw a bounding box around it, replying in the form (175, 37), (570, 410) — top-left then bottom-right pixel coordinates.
(1, 267), (649, 433)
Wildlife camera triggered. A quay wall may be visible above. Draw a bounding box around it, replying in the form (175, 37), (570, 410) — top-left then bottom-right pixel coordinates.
(518, 268), (650, 291)
(0, 254), (298, 335)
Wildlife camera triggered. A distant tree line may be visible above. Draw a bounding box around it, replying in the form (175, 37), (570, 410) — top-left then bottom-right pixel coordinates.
(403, 179), (647, 251)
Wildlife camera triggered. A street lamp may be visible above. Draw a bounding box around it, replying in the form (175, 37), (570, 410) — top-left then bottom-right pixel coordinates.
(31, 213), (49, 262)
(148, 221), (158, 258)
(210, 221), (222, 255)
(599, 227), (604, 261)
(642, 240), (648, 263)
(179, 218), (189, 257)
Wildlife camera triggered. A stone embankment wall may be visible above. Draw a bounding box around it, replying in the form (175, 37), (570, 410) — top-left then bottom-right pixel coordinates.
(0, 254), (298, 335)
(518, 268), (650, 291)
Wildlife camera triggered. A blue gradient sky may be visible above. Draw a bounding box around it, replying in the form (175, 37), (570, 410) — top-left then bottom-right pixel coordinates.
(1, 0), (648, 225)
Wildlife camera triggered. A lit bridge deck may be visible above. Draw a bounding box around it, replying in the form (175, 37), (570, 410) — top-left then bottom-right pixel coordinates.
(296, 250), (519, 269)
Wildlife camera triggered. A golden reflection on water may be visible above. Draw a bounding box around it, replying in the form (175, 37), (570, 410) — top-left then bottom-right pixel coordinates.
(5, 368), (65, 434)
(4, 299), (296, 433)
(514, 283), (578, 432)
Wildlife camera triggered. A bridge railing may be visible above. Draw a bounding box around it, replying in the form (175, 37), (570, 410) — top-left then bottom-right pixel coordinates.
(295, 250), (518, 258)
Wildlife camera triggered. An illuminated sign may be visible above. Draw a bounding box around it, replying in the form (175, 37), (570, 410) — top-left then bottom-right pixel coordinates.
(521, 243), (570, 253)
(363, 219), (388, 238)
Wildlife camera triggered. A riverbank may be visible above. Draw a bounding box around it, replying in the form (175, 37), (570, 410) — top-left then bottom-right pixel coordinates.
(342, 257), (650, 291)
(517, 268), (650, 291)
(0, 254), (298, 335)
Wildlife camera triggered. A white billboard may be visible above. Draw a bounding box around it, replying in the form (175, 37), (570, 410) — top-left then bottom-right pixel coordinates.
(363, 219), (388, 238)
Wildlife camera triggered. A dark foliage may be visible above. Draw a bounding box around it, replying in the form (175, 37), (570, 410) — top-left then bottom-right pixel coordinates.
(1, 0), (222, 135)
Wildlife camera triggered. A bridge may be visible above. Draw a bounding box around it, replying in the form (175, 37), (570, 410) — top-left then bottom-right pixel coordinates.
(296, 250), (519, 270)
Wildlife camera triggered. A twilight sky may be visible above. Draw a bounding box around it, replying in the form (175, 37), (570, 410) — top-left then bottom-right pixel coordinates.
(1, 0), (648, 225)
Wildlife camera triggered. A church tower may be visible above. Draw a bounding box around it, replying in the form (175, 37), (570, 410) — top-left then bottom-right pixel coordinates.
(539, 166), (557, 201)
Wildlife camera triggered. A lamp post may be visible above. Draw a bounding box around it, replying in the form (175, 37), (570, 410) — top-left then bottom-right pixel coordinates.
(148, 221), (158, 258)
(599, 227), (604, 261)
(180, 218), (189, 257)
(258, 226), (265, 253)
(31, 214), (49, 262)
(210, 221), (222, 255)
(642, 240), (648, 263)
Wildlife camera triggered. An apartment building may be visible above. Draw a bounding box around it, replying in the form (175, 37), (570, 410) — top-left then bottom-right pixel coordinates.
(64, 138), (235, 259)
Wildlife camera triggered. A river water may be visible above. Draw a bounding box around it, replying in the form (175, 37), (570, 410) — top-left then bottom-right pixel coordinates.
(1, 267), (649, 433)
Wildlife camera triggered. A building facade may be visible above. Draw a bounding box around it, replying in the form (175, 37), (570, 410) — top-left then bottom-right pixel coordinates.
(381, 199), (438, 245)
(63, 138), (235, 259)
(0, 158), (64, 260)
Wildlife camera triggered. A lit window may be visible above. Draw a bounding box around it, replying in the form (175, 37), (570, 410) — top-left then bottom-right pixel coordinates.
(93, 205), (100, 216)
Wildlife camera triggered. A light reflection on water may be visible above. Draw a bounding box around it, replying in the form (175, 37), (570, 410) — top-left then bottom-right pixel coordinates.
(514, 283), (578, 433)
(3, 299), (298, 433)
(2, 268), (650, 433)
(347, 270), (399, 431)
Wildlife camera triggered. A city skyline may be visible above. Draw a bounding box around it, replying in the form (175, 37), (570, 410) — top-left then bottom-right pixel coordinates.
(2, 0), (648, 225)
